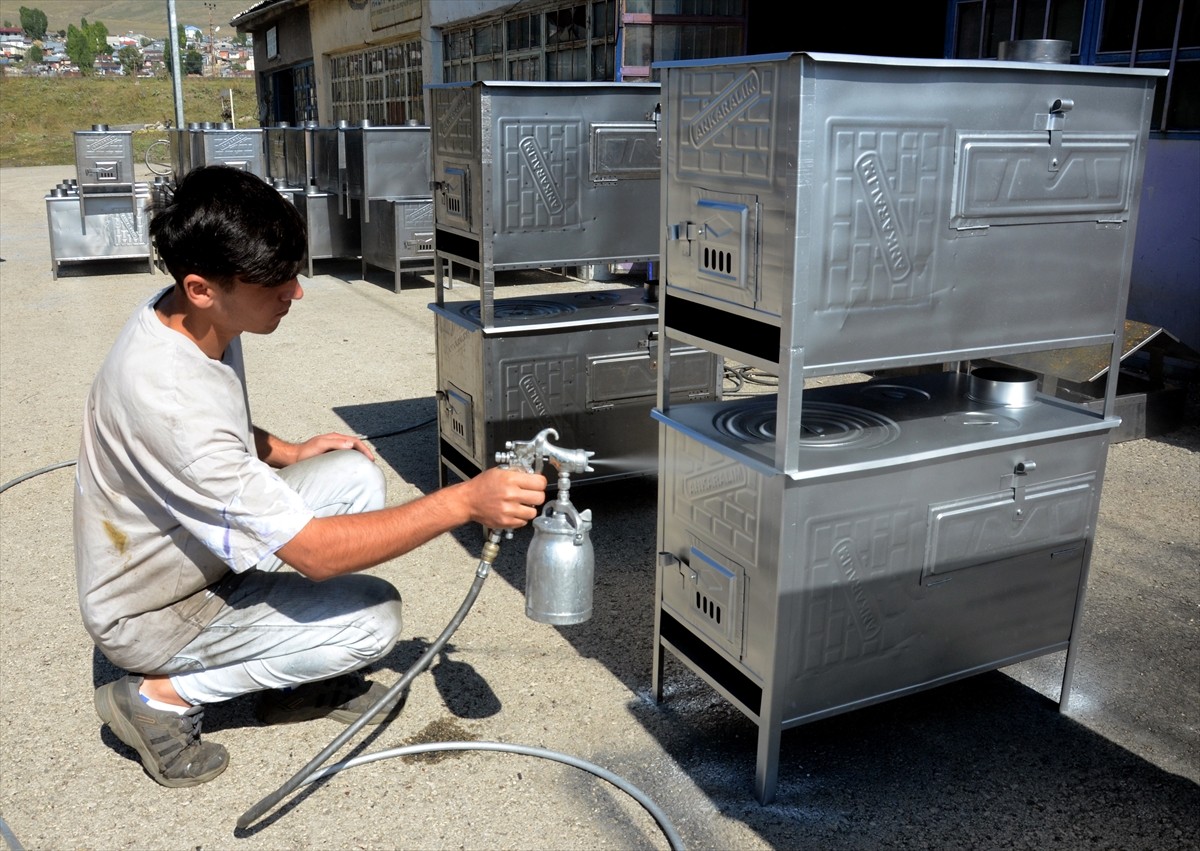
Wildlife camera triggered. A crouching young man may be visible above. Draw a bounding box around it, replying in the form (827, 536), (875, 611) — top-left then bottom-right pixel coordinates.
(74, 165), (546, 787)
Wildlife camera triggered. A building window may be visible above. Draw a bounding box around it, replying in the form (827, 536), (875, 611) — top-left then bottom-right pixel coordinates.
(442, 0), (618, 83)
(620, 0), (747, 81)
(330, 38), (424, 124)
(948, 0), (1198, 134)
(293, 62), (316, 122)
(385, 42), (424, 124)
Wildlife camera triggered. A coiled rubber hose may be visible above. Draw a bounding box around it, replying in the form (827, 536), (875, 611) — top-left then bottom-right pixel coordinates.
(237, 531), (684, 850)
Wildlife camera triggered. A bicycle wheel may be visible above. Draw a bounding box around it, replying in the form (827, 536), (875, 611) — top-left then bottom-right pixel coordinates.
(145, 139), (173, 177)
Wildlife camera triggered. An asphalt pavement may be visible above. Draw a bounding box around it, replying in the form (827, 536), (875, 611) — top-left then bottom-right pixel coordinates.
(1, 163), (1197, 850)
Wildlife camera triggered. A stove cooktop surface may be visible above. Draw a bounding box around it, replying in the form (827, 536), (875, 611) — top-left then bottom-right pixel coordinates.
(656, 372), (1114, 478)
(432, 287), (658, 331)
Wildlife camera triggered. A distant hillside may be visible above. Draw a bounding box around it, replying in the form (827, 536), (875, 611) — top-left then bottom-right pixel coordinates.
(0, 75), (260, 167)
(5, 1), (255, 40)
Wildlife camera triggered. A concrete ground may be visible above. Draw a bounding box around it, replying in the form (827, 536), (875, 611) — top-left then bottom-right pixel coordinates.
(1, 163), (1197, 850)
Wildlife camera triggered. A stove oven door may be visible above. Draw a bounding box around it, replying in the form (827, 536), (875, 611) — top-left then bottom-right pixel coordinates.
(666, 188), (760, 310)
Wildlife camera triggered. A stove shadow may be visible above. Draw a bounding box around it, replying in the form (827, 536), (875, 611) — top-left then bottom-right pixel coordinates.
(631, 666), (1199, 849)
(332, 397), (441, 496)
(52, 258), (155, 278)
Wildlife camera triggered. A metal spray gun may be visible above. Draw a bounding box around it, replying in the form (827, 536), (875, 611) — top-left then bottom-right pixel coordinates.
(495, 428), (595, 625)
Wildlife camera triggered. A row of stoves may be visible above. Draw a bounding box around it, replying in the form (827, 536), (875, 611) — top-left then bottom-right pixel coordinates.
(263, 122), (434, 289)
(154, 122), (434, 290)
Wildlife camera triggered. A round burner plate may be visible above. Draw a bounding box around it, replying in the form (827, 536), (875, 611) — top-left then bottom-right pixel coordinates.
(712, 398), (901, 450)
(461, 299), (578, 322)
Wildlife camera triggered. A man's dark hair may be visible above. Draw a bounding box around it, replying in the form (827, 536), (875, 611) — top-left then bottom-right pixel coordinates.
(150, 165), (307, 289)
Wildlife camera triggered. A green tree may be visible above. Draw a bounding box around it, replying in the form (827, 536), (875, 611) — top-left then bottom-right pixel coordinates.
(65, 18), (111, 75)
(183, 46), (204, 75)
(117, 44), (142, 78)
(88, 19), (110, 58)
(18, 6), (48, 40)
(65, 23), (96, 75)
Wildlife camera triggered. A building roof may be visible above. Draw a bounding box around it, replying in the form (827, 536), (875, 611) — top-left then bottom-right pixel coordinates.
(230, 0), (310, 31)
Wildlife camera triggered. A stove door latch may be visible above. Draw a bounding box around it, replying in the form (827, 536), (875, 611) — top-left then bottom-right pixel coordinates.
(1035, 97), (1073, 173)
(1008, 459), (1037, 515)
(666, 221), (700, 256)
(659, 551), (696, 582)
(641, 330), (660, 370)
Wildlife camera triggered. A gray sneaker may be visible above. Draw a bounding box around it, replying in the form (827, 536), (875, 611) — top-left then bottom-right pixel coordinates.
(94, 674), (228, 788)
(255, 673), (406, 726)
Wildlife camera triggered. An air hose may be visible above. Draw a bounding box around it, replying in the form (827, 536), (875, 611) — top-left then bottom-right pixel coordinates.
(0, 417), (437, 496)
(236, 530), (685, 851)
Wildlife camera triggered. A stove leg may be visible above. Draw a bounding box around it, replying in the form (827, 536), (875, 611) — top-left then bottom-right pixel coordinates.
(1060, 639), (1080, 711)
(1059, 552), (1093, 712)
(651, 635), (664, 702)
(755, 721), (781, 805)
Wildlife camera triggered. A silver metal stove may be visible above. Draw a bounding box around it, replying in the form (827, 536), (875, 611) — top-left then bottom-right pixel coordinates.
(46, 126), (152, 278)
(431, 287), (719, 486)
(654, 369), (1110, 782)
(429, 80), (663, 323)
(187, 125), (266, 178)
(46, 179), (152, 278)
(427, 80), (720, 484)
(650, 51), (1166, 803)
(343, 123), (434, 291)
(281, 123), (360, 276)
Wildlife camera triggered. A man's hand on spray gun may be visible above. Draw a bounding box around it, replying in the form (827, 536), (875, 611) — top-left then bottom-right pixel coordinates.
(457, 464), (548, 531)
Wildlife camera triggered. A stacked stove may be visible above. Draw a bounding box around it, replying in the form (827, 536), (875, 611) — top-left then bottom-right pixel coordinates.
(428, 80), (664, 312)
(428, 81), (721, 486)
(649, 52), (1165, 803)
(343, 122), (434, 291)
(265, 121), (360, 277)
(46, 125), (153, 278)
